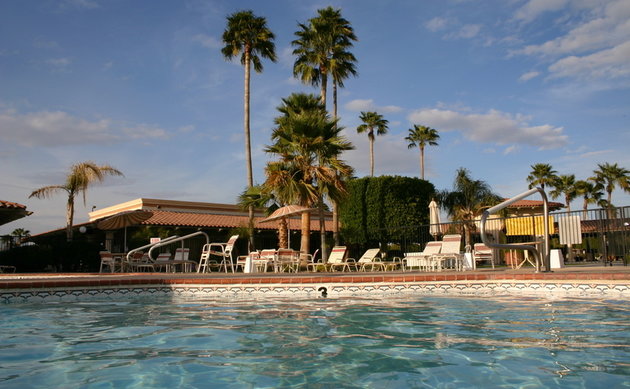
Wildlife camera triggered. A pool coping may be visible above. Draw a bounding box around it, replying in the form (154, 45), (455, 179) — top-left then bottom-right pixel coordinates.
(2, 265), (629, 303)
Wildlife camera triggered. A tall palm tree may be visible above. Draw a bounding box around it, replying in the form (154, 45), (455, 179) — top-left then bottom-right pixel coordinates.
(526, 163), (558, 191)
(439, 168), (502, 248)
(357, 111), (389, 176)
(292, 6), (357, 109)
(265, 93), (353, 261)
(550, 174), (576, 212)
(29, 161), (123, 241)
(590, 162), (630, 208)
(405, 125), (440, 180)
(575, 180), (603, 218)
(222, 10), (277, 250)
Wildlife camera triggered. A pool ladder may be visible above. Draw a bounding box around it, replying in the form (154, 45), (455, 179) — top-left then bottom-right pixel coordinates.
(479, 187), (551, 272)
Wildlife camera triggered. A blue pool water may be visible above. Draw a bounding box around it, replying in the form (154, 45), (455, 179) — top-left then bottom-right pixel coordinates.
(1, 295), (629, 388)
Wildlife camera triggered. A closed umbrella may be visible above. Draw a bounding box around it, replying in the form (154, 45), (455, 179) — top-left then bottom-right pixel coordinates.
(429, 199), (441, 240)
(97, 210), (153, 251)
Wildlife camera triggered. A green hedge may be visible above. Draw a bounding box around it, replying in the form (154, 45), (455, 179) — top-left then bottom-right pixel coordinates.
(339, 176), (435, 246)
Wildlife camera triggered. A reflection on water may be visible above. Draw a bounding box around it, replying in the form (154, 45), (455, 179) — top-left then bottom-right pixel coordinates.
(0, 296), (628, 388)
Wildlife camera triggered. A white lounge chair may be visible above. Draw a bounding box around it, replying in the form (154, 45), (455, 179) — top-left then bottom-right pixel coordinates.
(403, 242), (442, 271)
(431, 234), (463, 271)
(473, 243), (495, 269)
(346, 248), (384, 272)
(326, 246), (350, 272)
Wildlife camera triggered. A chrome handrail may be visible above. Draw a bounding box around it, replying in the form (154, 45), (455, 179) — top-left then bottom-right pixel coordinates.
(480, 187), (551, 272)
(147, 231), (210, 260)
(126, 235), (180, 262)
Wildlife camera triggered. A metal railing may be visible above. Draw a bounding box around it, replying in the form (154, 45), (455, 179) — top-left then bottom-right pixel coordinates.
(480, 187), (550, 272)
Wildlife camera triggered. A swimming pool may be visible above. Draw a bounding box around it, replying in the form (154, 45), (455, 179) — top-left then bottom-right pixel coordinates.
(1, 296), (628, 388)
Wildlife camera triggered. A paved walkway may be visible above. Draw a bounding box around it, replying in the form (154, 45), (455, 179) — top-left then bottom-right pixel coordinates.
(1, 263), (628, 289)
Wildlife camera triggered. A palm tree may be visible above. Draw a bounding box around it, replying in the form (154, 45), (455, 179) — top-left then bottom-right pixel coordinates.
(550, 174), (576, 212)
(265, 93), (353, 261)
(590, 162), (630, 208)
(10, 228), (30, 246)
(439, 168), (502, 248)
(29, 161), (123, 241)
(575, 180), (603, 217)
(357, 111), (389, 176)
(222, 10), (277, 250)
(526, 163), (558, 191)
(405, 125), (440, 180)
(237, 185), (288, 249)
(292, 6), (357, 109)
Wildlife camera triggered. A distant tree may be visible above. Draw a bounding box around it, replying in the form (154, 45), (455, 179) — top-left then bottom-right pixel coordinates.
(29, 161), (123, 241)
(526, 163), (558, 191)
(10, 228), (30, 246)
(237, 185), (288, 249)
(590, 162), (630, 208)
(356, 111), (389, 176)
(575, 180), (603, 217)
(439, 168), (502, 248)
(550, 174), (577, 212)
(405, 125), (440, 180)
(222, 10), (277, 250)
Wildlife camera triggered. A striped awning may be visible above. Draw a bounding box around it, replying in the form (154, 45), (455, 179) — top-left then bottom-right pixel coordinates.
(506, 215), (555, 236)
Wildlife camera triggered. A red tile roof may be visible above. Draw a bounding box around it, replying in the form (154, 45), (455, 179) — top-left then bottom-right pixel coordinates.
(0, 200), (31, 226)
(0, 200), (27, 209)
(141, 210), (333, 231)
(505, 199), (564, 210)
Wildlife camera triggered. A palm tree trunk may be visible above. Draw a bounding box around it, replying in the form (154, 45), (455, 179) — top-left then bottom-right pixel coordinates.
(420, 146), (425, 180)
(320, 72), (327, 109)
(244, 48), (255, 251)
(318, 198), (328, 262)
(332, 200), (340, 246)
(66, 195), (75, 242)
(583, 199), (588, 219)
(333, 80), (338, 121)
(300, 211), (311, 257)
(369, 138), (375, 176)
(279, 217), (288, 249)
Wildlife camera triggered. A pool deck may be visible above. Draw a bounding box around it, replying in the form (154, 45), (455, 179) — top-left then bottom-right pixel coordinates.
(1, 263), (629, 289)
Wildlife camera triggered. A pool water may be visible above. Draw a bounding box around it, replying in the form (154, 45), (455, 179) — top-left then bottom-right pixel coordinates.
(1, 295), (628, 388)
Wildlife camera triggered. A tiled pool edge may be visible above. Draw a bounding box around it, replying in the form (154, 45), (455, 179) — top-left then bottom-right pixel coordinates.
(2, 272), (629, 303)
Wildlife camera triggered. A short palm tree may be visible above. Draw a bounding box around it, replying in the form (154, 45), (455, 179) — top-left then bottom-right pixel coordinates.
(405, 125), (440, 180)
(29, 161), (123, 241)
(265, 93), (353, 261)
(439, 168), (502, 248)
(237, 185), (289, 249)
(526, 163), (558, 191)
(356, 111), (388, 176)
(550, 174), (576, 212)
(222, 10), (277, 250)
(575, 180), (603, 218)
(590, 162), (630, 208)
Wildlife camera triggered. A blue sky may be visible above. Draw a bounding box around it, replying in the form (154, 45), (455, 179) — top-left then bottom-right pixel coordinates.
(1, 0), (629, 235)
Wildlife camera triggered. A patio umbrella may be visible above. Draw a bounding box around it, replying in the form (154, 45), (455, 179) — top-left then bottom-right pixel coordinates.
(259, 205), (316, 248)
(429, 199), (441, 240)
(96, 210), (153, 251)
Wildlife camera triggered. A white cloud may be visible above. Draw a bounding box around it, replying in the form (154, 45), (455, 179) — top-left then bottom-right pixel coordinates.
(548, 40), (630, 80)
(45, 57), (71, 67)
(344, 99), (402, 113)
(407, 107), (568, 150)
(513, 0), (630, 85)
(192, 34), (222, 49)
(61, 0), (99, 9)
(0, 109), (170, 147)
(425, 17), (449, 32)
(514, 0), (569, 23)
(455, 24), (482, 39)
(519, 71), (540, 82)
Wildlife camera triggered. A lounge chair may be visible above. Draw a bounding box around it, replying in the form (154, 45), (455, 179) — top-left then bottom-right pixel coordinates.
(346, 248), (384, 272)
(198, 235), (239, 273)
(167, 248), (197, 272)
(431, 234), (463, 271)
(403, 242), (441, 271)
(472, 243), (495, 269)
(275, 248), (299, 272)
(326, 246), (350, 272)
